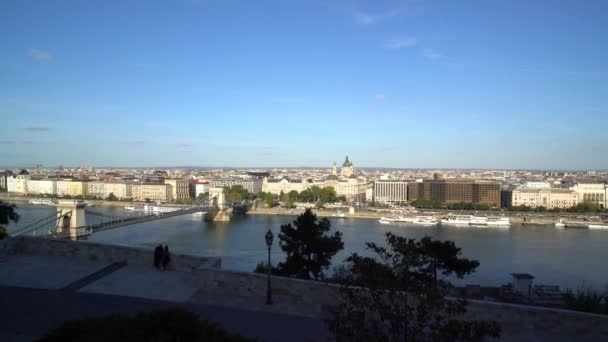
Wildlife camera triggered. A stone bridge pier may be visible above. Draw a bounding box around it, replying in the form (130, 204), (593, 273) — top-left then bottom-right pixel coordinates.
(205, 188), (231, 222)
(56, 200), (88, 240)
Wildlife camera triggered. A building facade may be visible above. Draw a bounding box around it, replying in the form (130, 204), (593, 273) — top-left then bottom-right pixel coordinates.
(570, 183), (606, 208)
(86, 181), (107, 198)
(374, 180), (408, 203)
(56, 180), (87, 197)
(7, 174), (29, 194)
(262, 177), (310, 195)
(164, 179), (190, 200)
(511, 188), (579, 209)
(27, 179), (57, 195)
(132, 183), (170, 201)
(104, 182), (132, 199)
(209, 177), (263, 194)
(408, 179), (501, 207)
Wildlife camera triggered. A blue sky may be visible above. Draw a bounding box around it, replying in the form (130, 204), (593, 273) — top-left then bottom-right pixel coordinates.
(1, 0), (607, 169)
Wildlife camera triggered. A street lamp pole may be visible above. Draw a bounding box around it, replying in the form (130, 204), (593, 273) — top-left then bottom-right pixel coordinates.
(265, 229), (274, 305)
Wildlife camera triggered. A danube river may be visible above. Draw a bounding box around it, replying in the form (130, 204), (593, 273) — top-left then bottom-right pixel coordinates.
(6, 203), (608, 290)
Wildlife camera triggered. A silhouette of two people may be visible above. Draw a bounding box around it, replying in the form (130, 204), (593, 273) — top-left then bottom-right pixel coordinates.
(154, 245), (171, 271)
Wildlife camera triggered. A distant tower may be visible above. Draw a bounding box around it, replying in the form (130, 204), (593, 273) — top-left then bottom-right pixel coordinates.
(331, 162), (337, 175)
(341, 156), (354, 177)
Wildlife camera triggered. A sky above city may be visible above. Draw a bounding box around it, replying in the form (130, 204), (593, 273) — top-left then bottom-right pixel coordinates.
(1, 0), (607, 170)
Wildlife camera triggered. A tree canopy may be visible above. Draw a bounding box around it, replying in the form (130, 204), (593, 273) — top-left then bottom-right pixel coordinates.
(273, 209), (344, 280)
(224, 185), (250, 202)
(0, 200), (19, 240)
(328, 232), (500, 341)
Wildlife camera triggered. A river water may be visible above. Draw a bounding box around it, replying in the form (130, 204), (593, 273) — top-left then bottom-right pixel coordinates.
(6, 203), (608, 290)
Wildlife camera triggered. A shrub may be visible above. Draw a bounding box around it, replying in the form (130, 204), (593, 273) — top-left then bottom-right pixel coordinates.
(38, 308), (253, 342)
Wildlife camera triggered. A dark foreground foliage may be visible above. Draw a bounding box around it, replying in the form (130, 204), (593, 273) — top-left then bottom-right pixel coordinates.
(327, 233), (501, 342)
(564, 288), (608, 315)
(37, 308), (253, 342)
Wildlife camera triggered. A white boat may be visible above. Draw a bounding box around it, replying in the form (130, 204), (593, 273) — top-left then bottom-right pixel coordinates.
(485, 217), (511, 227)
(469, 216), (489, 226)
(441, 215), (474, 226)
(378, 216), (437, 226)
(588, 224), (608, 230)
(29, 199), (55, 206)
(555, 219), (565, 228)
(125, 204), (182, 213)
(331, 211), (346, 218)
(411, 216), (438, 226)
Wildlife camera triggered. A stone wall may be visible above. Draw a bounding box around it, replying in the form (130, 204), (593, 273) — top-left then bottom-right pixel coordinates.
(7, 236), (221, 271)
(190, 267), (608, 340)
(193, 267), (340, 304)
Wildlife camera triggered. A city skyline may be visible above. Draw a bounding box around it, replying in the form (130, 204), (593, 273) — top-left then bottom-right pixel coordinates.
(1, 0), (607, 169)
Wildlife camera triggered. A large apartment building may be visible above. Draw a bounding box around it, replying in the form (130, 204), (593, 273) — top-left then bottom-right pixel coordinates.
(373, 180), (408, 203)
(132, 183), (170, 201)
(209, 177), (263, 194)
(408, 179), (501, 207)
(164, 179), (190, 200)
(511, 188), (579, 209)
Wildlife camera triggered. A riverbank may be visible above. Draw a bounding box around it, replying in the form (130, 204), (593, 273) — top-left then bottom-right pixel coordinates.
(248, 207), (604, 225)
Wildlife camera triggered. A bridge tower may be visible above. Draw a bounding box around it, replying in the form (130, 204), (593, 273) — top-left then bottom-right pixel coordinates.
(206, 188), (230, 222)
(56, 200), (88, 240)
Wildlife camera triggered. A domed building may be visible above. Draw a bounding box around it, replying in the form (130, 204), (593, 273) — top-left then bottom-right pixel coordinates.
(313, 156), (370, 203)
(341, 156), (353, 177)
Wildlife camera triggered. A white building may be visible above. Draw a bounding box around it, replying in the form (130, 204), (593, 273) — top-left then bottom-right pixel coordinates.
(192, 182), (210, 197)
(105, 182), (133, 199)
(27, 179), (56, 195)
(7, 172), (29, 194)
(56, 180), (71, 197)
(512, 188), (579, 209)
(262, 177), (310, 195)
(570, 183), (606, 208)
(373, 180), (408, 203)
(87, 181), (107, 198)
(209, 177), (263, 194)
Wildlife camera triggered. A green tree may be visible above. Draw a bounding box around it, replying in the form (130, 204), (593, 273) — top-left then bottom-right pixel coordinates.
(327, 232), (500, 341)
(107, 193), (118, 201)
(0, 200), (19, 240)
(274, 209), (344, 280)
(224, 185), (249, 202)
(288, 190), (299, 201)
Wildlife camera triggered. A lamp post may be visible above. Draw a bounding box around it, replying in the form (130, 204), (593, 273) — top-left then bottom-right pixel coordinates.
(265, 228), (274, 305)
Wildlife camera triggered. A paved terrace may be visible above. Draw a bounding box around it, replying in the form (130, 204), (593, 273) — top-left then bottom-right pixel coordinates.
(1, 236), (608, 341)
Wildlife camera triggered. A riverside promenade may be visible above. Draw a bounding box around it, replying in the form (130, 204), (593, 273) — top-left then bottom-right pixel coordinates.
(1, 236), (608, 341)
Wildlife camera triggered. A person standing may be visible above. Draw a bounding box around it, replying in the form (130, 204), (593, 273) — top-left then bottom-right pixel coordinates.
(154, 244), (163, 269)
(160, 245), (171, 271)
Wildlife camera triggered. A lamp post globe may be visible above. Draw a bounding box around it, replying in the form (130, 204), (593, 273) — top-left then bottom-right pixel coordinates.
(265, 229), (274, 305)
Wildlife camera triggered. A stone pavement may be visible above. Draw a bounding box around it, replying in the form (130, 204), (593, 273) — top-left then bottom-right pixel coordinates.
(0, 253), (330, 341)
(0, 254), (109, 290)
(0, 285), (329, 342)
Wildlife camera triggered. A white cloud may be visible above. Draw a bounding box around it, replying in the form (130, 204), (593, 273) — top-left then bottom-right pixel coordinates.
(354, 11), (397, 25)
(422, 49), (442, 60)
(375, 94), (386, 101)
(384, 38), (417, 49)
(27, 48), (53, 61)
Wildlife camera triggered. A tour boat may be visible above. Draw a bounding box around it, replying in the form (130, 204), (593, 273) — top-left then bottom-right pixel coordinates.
(441, 216), (474, 226)
(29, 199), (55, 206)
(588, 223), (608, 230)
(554, 220), (565, 228)
(485, 217), (511, 227)
(125, 204), (182, 213)
(331, 211), (346, 218)
(378, 216), (437, 226)
(410, 216), (438, 226)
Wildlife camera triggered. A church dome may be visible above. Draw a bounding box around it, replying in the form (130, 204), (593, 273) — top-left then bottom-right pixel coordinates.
(342, 156), (352, 167)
